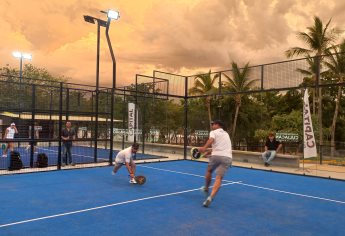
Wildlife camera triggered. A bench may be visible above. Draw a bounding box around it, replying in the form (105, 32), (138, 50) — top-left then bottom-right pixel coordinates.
(232, 150), (300, 168)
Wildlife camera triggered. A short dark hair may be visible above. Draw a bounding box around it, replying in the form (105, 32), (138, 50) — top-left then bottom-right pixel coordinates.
(132, 143), (139, 149)
(210, 120), (225, 128)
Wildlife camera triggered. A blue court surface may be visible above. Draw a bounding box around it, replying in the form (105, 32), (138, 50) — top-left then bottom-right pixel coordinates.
(0, 146), (166, 169)
(0, 160), (344, 236)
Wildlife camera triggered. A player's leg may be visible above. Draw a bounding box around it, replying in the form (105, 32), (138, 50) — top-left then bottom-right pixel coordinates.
(203, 156), (231, 207)
(129, 158), (136, 175)
(210, 175), (223, 198)
(202, 157), (215, 195)
(112, 162), (123, 174)
(9, 142), (14, 152)
(204, 165), (212, 192)
(2, 142), (8, 157)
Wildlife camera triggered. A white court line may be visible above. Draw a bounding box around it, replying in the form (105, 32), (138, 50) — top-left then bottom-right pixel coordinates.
(140, 165), (345, 205)
(0, 181), (240, 228)
(238, 183), (345, 204)
(37, 147), (108, 161)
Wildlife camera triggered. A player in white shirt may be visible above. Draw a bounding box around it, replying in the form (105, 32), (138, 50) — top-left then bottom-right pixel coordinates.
(2, 123), (18, 157)
(198, 120), (232, 207)
(112, 143), (139, 184)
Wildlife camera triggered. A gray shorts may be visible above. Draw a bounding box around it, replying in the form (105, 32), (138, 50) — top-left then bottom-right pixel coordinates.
(208, 155), (232, 177)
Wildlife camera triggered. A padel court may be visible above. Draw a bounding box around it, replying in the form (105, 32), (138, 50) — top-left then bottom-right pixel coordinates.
(0, 160), (344, 235)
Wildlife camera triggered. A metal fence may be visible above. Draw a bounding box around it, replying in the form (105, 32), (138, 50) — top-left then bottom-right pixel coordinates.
(1, 54), (345, 178)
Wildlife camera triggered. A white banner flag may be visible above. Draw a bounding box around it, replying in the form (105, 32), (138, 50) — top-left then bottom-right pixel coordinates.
(303, 89), (317, 158)
(128, 103), (135, 142)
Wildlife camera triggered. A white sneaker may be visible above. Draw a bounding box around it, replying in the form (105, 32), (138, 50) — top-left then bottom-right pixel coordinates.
(2, 154), (7, 158)
(111, 171), (116, 175)
(200, 186), (209, 197)
(129, 178), (137, 184)
(203, 196), (213, 208)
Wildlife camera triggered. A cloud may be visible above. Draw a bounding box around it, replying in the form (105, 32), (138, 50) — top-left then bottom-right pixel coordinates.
(1, 0), (345, 88)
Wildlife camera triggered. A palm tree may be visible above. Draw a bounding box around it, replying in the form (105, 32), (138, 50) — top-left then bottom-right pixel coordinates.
(188, 70), (219, 128)
(296, 56), (318, 115)
(223, 62), (257, 140)
(324, 40), (345, 157)
(285, 16), (341, 152)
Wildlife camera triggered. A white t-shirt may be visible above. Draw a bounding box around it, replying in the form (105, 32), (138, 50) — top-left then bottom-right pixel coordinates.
(209, 128), (232, 158)
(6, 127), (16, 139)
(115, 146), (133, 163)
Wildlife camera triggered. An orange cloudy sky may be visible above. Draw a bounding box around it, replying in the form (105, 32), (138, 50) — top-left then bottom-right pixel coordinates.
(1, 0), (345, 88)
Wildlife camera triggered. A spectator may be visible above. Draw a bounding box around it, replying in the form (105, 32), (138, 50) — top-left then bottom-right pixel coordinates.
(262, 132), (282, 166)
(61, 121), (76, 166)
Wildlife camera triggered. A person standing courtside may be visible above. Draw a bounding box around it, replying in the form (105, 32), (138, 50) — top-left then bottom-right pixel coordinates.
(2, 123), (18, 157)
(198, 120), (232, 208)
(61, 121), (76, 166)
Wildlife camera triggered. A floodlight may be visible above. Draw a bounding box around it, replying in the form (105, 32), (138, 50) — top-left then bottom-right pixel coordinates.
(12, 51), (22, 58)
(107, 10), (120, 20)
(22, 53), (32, 60)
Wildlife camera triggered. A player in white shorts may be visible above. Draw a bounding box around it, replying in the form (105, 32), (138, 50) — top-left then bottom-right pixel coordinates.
(112, 143), (139, 184)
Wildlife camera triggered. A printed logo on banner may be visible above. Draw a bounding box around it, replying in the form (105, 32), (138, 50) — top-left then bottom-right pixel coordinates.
(128, 103), (135, 142)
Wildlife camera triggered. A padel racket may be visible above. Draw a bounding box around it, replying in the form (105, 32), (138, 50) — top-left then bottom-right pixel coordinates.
(191, 147), (205, 159)
(135, 175), (146, 185)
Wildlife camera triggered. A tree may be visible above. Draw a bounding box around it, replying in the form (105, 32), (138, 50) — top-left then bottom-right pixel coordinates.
(324, 39), (345, 156)
(285, 16), (341, 151)
(188, 70), (219, 128)
(296, 56), (318, 114)
(223, 62), (257, 140)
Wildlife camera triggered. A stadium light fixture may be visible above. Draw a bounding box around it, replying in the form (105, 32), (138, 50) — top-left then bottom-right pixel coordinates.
(12, 51), (32, 83)
(107, 10), (120, 20)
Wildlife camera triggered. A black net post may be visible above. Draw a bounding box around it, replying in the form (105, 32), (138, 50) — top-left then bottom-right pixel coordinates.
(184, 76), (188, 160)
(57, 82), (63, 170)
(94, 88), (99, 163)
(29, 84), (36, 168)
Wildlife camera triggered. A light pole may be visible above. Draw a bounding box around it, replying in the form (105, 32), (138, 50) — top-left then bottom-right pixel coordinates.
(12, 51), (32, 110)
(102, 9), (120, 163)
(83, 15), (107, 163)
(12, 51), (32, 83)
(83, 15), (107, 91)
